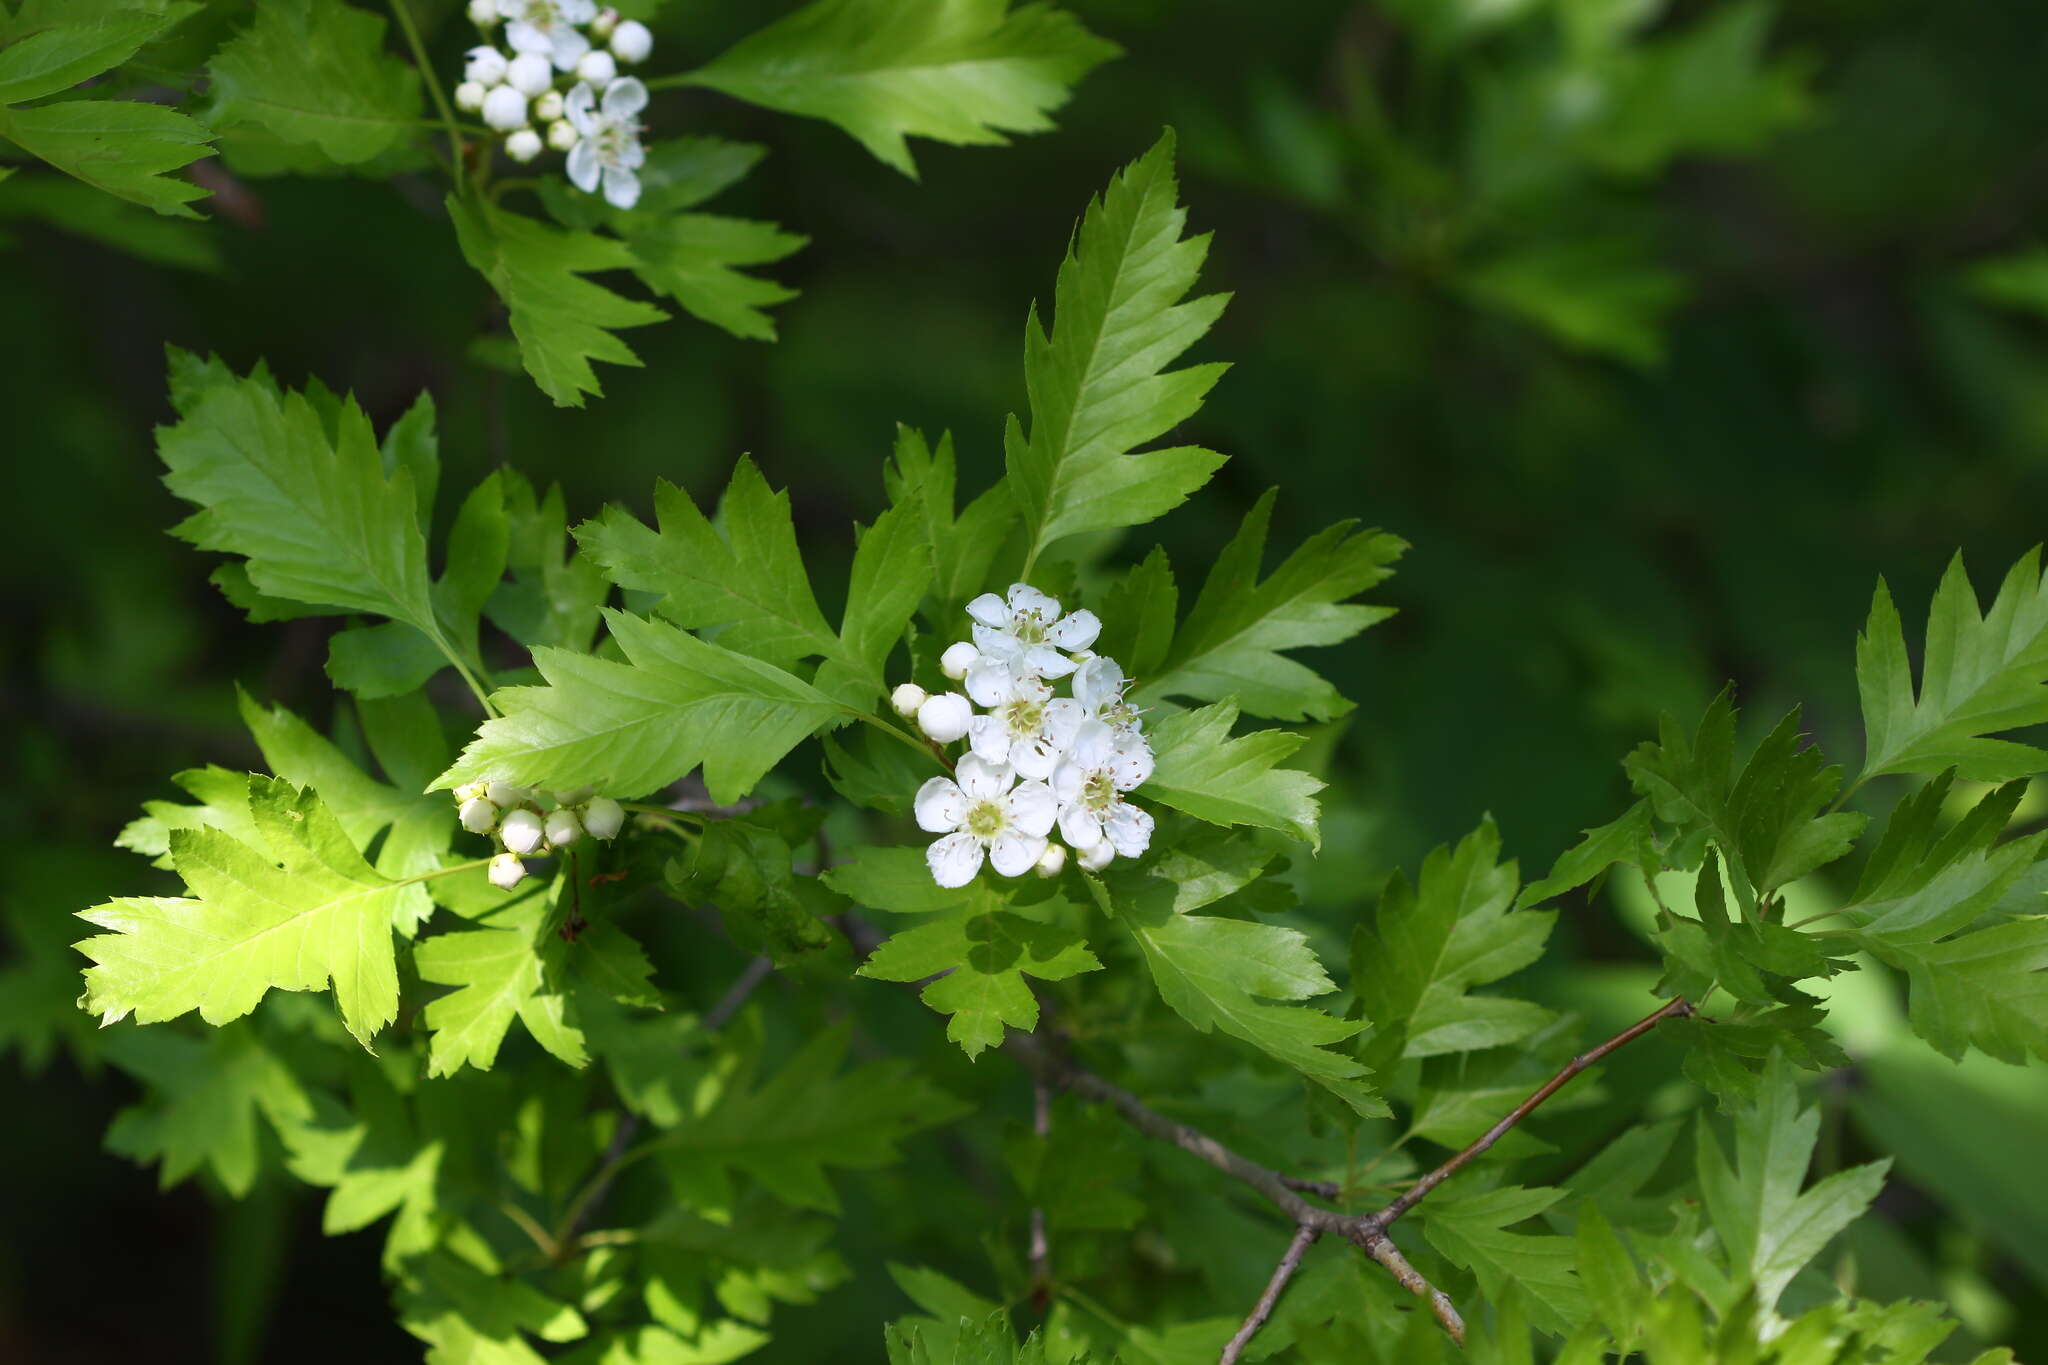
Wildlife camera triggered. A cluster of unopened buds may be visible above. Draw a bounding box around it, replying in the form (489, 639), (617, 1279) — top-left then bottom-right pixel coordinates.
(890, 585), (1156, 889)
(452, 780), (626, 889)
(454, 1), (653, 207)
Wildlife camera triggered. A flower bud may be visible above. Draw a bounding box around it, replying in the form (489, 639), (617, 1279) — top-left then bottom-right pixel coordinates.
(1077, 841), (1114, 872)
(465, 45), (509, 86)
(488, 852), (527, 890)
(544, 808), (583, 848)
(454, 79), (487, 113)
(575, 49), (617, 86)
(505, 128), (543, 163)
(610, 19), (652, 64)
(486, 780), (531, 807)
(466, 0), (498, 25)
(591, 7), (620, 39)
(546, 120), (578, 152)
(939, 641), (978, 680)
(1034, 843), (1068, 878)
(453, 781), (486, 804)
(500, 807), (546, 854)
(583, 797), (625, 841)
(917, 692), (973, 744)
(458, 797), (499, 835)
(552, 786), (594, 806)
(505, 52), (553, 96)
(533, 88), (565, 123)
(890, 682), (928, 719)
(481, 84), (529, 131)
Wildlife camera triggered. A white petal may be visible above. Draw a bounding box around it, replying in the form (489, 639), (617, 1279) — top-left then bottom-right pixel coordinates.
(989, 832), (1047, 878)
(1008, 584), (1060, 619)
(964, 658), (1013, 707)
(1074, 655), (1124, 712)
(1077, 841), (1115, 872)
(913, 777), (965, 833)
(940, 641), (979, 679)
(1067, 718), (1116, 768)
(495, 0), (522, 18)
(966, 593), (1010, 628)
(928, 832), (984, 888)
(971, 621), (1023, 660)
(1111, 735), (1155, 790)
(1011, 735), (1061, 781)
(1006, 781), (1058, 838)
(1042, 698), (1085, 746)
(1024, 645), (1076, 679)
(616, 134), (646, 170)
(955, 753), (1014, 801)
(505, 21), (550, 55)
(601, 164), (640, 209)
(1059, 804), (1104, 850)
(966, 715), (1011, 766)
(565, 80), (597, 130)
(566, 138), (600, 191)
(1049, 609), (1101, 651)
(1106, 802), (1155, 857)
(549, 24), (591, 69)
(602, 75), (649, 118)
(1050, 760), (1085, 804)
(562, 0), (599, 19)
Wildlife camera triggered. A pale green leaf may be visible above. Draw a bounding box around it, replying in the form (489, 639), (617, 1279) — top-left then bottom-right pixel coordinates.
(1143, 701), (1323, 847)
(0, 96), (211, 215)
(101, 1022), (312, 1195)
(416, 884), (588, 1076)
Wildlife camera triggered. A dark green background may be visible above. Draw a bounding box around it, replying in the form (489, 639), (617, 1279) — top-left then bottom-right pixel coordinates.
(6, 0), (2048, 1358)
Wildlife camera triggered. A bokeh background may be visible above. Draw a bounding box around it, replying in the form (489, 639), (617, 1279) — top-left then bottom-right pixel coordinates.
(7, 0), (2048, 1358)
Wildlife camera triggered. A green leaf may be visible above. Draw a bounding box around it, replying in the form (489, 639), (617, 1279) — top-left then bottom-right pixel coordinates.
(1456, 238), (1684, 368)
(1516, 800), (1657, 911)
(397, 1251), (587, 1362)
(436, 609), (846, 803)
(206, 0), (420, 165)
(668, 814), (842, 964)
(1870, 916), (2048, 1066)
(883, 425), (1016, 616)
(102, 1022), (312, 1195)
(447, 195), (665, 408)
(1142, 491), (1403, 722)
(0, 170), (220, 270)
(829, 482), (934, 700)
(415, 883), (588, 1076)
(0, 97), (211, 215)
(654, 1023), (969, 1213)
(1143, 701), (1323, 847)
(77, 776), (408, 1046)
(1421, 1186), (1587, 1335)
(1353, 820), (1555, 1071)
(1093, 546), (1177, 681)
(626, 212), (804, 343)
(859, 882), (1098, 1057)
(0, 9), (182, 104)
(576, 460), (842, 670)
(488, 470), (609, 652)
(682, 0), (1117, 177)
(1856, 551), (2048, 783)
(1005, 131), (1229, 567)
(1098, 852), (1383, 1116)
(1695, 1052), (1889, 1313)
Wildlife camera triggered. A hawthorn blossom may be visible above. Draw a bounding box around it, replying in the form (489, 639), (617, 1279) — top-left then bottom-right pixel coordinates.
(565, 77), (648, 209)
(966, 584), (1099, 682)
(497, 0), (595, 70)
(915, 755), (1057, 887)
(965, 672), (1083, 779)
(1073, 655), (1145, 734)
(1051, 720), (1156, 856)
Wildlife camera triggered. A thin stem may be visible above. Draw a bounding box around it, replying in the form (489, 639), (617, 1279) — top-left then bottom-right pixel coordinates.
(398, 857), (493, 888)
(1220, 1226), (1318, 1365)
(621, 802), (705, 823)
(855, 710), (952, 772)
(389, 0), (467, 195)
(443, 646), (500, 719)
(641, 70), (697, 93)
(1786, 904), (1858, 931)
(498, 1200), (559, 1260)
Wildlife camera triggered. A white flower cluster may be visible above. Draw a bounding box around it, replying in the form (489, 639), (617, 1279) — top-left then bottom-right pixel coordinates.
(454, 1), (653, 206)
(893, 585), (1155, 889)
(452, 780), (625, 889)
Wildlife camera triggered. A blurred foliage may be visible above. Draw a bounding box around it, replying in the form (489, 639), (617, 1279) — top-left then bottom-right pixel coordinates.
(8, 0), (2048, 1360)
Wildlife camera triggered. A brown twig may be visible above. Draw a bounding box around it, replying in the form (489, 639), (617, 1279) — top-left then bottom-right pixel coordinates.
(1007, 995), (1696, 1358)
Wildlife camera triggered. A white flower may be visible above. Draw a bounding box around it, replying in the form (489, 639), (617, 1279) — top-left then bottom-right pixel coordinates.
(891, 682), (928, 719)
(590, 6), (619, 39)
(505, 51), (553, 96)
(489, 852), (528, 889)
(583, 797), (625, 840)
(966, 585), (1100, 684)
(501, 808), (546, 854)
(565, 77), (647, 209)
(498, 0), (595, 71)
(917, 691), (973, 743)
(610, 19), (652, 64)
(547, 119), (578, 151)
(914, 755), (1056, 887)
(939, 640), (978, 680)
(505, 128), (543, 162)
(454, 79), (487, 113)
(575, 48), (617, 85)
(1034, 843), (1068, 877)
(965, 671), (1082, 779)
(544, 808), (583, 847)
(534, 88), (565, 122)
(465, 45), (509, 85)
(1051, 720), (1155, 856)
(481, 84), (529, 130)
(458, 797), (499, 834)
(1073, 655), (1145, 734)
(467, 0), (499, 25)
(1076, 841), (1114, 872)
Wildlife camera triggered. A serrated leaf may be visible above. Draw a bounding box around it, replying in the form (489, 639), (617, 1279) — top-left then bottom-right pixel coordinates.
(447, 195), (665, 408)
(829, 482), (933, 700)
(884, 425), (1016, 617)
(101, 1022), (312, 1195)
(1005, 131), (1228, 567)
(488, 470), (609, 652)
(416, 883), (588, 1076)
(1517, 800), (1658, 911)
(1421, 1186), (1586, 1335)
(206, 0), (420, 165)
(683, 0), (1117, 177)
(1869, 916), (2048, 1065)
(1143, 491), (1403, 722)
(436, 608), (846, 803)
(398, 1251), (588, 1363)
(1093, 545), (1177, 681)
(0, 9), (181, 104)
(1857, 552), (2048, 783)
(1143, 701), (1323, 847)
(77, 776), (407, 1045)
(0, 96), (211, 215)
(628, 212), (805, 342)
(669, 814), (841, 964)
